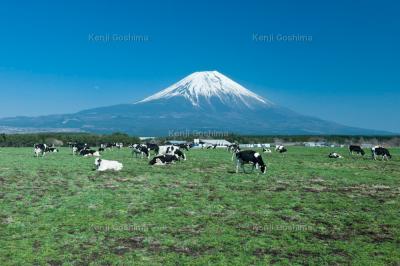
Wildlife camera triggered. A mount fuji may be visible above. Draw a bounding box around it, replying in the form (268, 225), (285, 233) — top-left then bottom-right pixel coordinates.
(0, 71), (389, 135)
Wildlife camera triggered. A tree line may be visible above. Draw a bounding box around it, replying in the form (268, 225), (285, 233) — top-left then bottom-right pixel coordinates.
(0, 132), (140, 147)
(0, 132), (399, 147)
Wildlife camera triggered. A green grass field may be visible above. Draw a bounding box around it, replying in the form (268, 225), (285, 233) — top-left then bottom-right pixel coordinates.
(0, 147), (399, 265)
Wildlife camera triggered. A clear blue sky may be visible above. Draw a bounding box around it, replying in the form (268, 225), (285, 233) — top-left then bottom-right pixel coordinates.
(0, 0), (399, 132)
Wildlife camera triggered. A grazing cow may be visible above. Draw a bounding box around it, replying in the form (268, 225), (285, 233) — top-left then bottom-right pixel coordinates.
(72, 143), (89, 155)
(173, 149), (186, 160)
(328, 152), (343, 159)
(45, 147), (59, 153)
(275, 145), (287, 153)
(149, 154), (180, 165)
(349, 145), (365, 156)
(80, 149), (100, 157)
(178, 143), (190, 151)
(371, 146), (392, 160)
(131, 145), (149, 159)
(94, 158), (123, 171)
(98, 147), (105, 152)
(34, 144), (47, 157)
(235, 150), (267, 174)
(158, 145), (186, 160)
(146, 143), (160, 154)
(228, 144), (240, 154)
(263, 148), (272, 153)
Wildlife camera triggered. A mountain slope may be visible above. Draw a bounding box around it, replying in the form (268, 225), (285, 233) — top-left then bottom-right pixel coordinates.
(0, 71), (392, 135)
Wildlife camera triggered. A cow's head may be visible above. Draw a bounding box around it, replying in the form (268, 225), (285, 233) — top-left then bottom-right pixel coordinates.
(94, 158), (102, 168)
(260, 164), (267, 174)
(175, 150), (186, 160)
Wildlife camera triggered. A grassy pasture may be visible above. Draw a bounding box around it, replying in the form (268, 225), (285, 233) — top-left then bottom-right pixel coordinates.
(0, 147), (399, 265)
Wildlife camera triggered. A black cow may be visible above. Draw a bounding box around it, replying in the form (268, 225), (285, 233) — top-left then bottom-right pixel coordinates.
(349, 145), (365, 156)
(235, 150), (267, 174)
(371, 146), (392, 160)
(149, 154), (180, 165)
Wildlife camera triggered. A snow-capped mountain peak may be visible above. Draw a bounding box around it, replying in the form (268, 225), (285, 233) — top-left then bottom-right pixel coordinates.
(136, 71), (273, 108)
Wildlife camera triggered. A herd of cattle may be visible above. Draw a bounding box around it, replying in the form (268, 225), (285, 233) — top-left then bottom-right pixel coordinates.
(32, 142), (393, 173)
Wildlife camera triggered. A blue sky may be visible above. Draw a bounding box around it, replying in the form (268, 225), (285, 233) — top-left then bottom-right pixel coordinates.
(0, 0), (399, 132)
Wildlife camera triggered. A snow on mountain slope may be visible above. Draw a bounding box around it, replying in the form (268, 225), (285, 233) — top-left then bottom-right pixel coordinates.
(136, 71), (274, 109)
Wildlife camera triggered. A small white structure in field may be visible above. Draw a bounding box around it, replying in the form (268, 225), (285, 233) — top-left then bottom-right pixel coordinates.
(94, 158), (123, 172)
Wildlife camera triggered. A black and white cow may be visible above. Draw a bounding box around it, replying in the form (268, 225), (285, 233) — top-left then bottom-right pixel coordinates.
(80, 149), (100, 157)
(275, 145), (287, 153)
(72, 143), (89, 155)
(131, 144), (150, 159)
(235, 150), (267, 174)
(371, 146), (392, 160)
(45, 147), (59, 153)
(178, 143), (190, 151)
(149, 154), (180, 165)
(146, 143), (160, 154)
(328, 152), (343, 159)
(228, 144), (240, 154)
(100, 143), (114, 150)
(34, 144), (47, 157)
(158, 145), (186, 160)
(349, 145), (365, 156)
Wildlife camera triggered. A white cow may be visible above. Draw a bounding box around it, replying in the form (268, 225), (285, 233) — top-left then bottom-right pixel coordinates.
(94, 158), (123, 171)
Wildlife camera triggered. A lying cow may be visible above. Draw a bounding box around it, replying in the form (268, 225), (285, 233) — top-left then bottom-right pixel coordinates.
(94, 158), (123, 171)
(371, 146), (392, 160)
(149, 154), (180, 165)
(235, 150), (267, 174)
(349, 145), (365, 156)
(80, 149), (100, 157)
(328, 152), (343, 159)
(275, 145), (287, 153)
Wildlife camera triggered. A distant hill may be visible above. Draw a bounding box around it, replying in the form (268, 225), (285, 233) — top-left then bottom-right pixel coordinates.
(0, 71), (392, 135)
